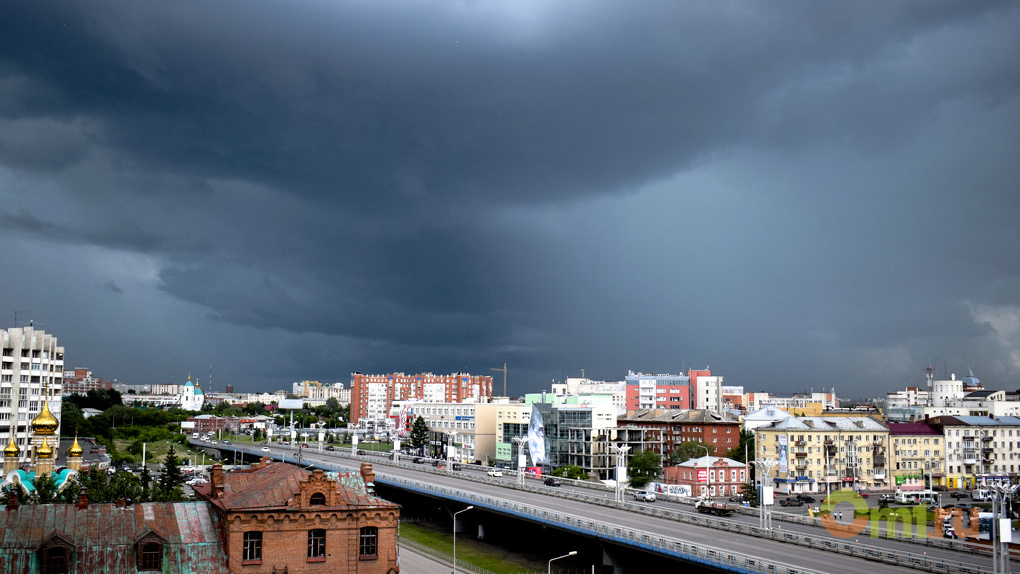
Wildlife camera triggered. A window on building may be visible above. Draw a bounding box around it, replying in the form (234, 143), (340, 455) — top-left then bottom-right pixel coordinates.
(41, 546), (68, 574)
(243, 531), (263, 562)
(308, 529), (326, 559)
(310, 492), (326, 505)
(359, 527), (378, 559)
(139, 542), (162, 571)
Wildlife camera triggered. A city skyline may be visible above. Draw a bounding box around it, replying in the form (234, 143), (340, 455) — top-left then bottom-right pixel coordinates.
(1, 2), (1018, 396)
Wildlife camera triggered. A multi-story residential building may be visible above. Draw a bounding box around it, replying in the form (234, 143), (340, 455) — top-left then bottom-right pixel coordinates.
(928, 415), (1020, 490)
(721, 385), (745, 411)
(663, 456), (747, 498)
(291, 380), (350, 404)
(616, 409), (741, 458)
(743, 391), (839, 415)
(349, 372), (492, 425)
(887, 422), (944, 490)
(150, 383), (181, 395)
(884, 386), (930, 422)
(624, 371), (691, 411)
(754, 416), (889, 495)
(60, 368), (113, 395)
(1, 327), (64, 464)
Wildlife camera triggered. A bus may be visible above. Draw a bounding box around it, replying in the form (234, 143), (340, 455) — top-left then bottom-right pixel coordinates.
(894, 490), (938, 505)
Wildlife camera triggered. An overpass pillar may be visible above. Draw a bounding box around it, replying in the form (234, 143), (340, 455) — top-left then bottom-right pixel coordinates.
(601, 544), (624, 574)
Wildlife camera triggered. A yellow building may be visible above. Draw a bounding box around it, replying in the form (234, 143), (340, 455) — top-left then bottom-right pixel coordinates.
(754, 416), (889, 495)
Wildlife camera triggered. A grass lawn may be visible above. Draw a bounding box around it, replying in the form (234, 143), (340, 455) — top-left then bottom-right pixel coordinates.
(111, 439), (222, 466)
(399, 521), (546, 574)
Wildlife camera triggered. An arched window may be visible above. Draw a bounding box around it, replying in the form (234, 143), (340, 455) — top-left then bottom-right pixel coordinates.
(307, 529), (326, 560)
(309, 492), (326, 505)
(139, 542), (162, 571)
(42, 546), (68, 574)
(359, 526), (378, 559)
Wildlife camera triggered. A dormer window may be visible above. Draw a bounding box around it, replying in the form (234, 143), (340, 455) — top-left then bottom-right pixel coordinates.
(139, 542), (162, 571)
(310, 492), (326, 505)
(42, 546), (68, 574)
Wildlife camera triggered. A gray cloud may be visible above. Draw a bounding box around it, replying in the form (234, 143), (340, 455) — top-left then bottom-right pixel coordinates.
(0, 1), (1018, 395)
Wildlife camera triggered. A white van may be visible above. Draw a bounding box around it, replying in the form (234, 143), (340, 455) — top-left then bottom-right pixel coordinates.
(971, 489), (992, 501)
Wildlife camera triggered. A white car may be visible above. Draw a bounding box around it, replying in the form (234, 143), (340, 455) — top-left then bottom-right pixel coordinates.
(261, 447), (270, 452)
(186, 478), (208, 486)
(633, 491), (656, 502)
(487, 469), (504, 477)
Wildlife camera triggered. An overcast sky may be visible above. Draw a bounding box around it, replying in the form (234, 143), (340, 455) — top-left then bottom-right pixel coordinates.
(2, 1), (1018, 398)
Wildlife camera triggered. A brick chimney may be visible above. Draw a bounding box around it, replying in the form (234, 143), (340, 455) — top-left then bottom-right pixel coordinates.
(77, 488), (89, 510)
(116, 498), (127, 507)
(360, 462), (375, 495)
(6, 488), (17, 510)
(211, 463), (225, 499)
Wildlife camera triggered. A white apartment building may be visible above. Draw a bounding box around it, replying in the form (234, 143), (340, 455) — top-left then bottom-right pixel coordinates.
(1, 327), (64, 463)
(931, 415), (1020, 490)
(407, 401), (506, 464)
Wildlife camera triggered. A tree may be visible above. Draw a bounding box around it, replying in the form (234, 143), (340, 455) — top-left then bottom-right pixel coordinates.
(325, 397), (340, 414)
(669, 441), (713, 465)
(628, 450), (662, 488)
(552, 464), (587, 480)
(154, 445), (186, 502)
(726, 429), (755, 463)
(30, 473), (57, 504)
(410, 416), (429, 452)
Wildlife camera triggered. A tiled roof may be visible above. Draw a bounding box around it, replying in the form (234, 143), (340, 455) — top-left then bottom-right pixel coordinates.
(764, 416), (887, 431)
(0, 502), (227, 573)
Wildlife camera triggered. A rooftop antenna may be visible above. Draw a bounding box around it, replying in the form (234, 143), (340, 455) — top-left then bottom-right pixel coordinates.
(209, 364), (213, 394)
(924, 365), (935, 407)
(11, 310), (32, 328)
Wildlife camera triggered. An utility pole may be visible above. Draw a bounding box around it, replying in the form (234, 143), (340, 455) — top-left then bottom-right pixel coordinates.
(491, 363), (508, 396)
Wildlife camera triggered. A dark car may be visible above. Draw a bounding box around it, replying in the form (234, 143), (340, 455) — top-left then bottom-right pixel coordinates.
(300, 444), (308, 448)
(780, 498), (803, 507)
(544, 477), (562, 487)
(357, 449), (366, 455)
(412, 457), (425, 464)
(950, 491), (968, 499)
(729, 495), (745, 502)
(326, 445), (335, 451)
(452, 463), (463, 471)
(796, 494), (817, 503)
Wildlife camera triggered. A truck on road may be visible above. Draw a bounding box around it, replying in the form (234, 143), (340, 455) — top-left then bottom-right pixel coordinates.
(695, 500), (736, 516)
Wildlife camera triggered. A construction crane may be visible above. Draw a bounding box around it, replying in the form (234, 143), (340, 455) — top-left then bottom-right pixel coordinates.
(491, 363), (508, 396)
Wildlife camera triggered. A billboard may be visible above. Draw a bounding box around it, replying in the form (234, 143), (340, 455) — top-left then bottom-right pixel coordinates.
(696, 468), (708, 483)
(527, 408), (547, 466)
(180, 421), (196, 429)
(779, 435), (788, 474)
(278, 399), (305, 410)
(652, 483), (692, 497)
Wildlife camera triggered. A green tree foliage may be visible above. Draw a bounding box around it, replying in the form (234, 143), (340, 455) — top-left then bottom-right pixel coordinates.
(30, 473), (58, 504)
(627, 450), (662, 488)
(551, 464), (587, 480)
(324, 397), (340, 414)
(62, 467), (148, 504)
(410, 416), (429, 451)
(154, 445), (186, 502)
(64, 388), (123, 412)
(726, 429), (755, 463)
(669, 441), (714, 465)
(243, 402), (269, 416)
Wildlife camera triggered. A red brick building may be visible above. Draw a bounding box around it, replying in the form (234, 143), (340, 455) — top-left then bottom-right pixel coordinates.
(195, 458), (400, 574)
(618, 409), (741, 458)
(349, 372), (493, 425)
(663, 456), (748, 498)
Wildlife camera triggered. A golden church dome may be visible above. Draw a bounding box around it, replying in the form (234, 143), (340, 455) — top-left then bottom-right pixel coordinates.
(36, 437), (54, 459)
(67, 435), (83, 458)
(31, 400), (59, 436)
(3, 435), (19, 458)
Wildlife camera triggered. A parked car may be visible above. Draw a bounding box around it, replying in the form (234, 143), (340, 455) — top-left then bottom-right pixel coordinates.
(633, 491), (656, 502)
(544, 477), (562, 487)
(487, 469), (503, 477)
(729, 495), (745, 502)
(796, 494), (817, 503)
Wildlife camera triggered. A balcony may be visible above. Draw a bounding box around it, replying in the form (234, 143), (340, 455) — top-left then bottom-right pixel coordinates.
(982, 435), (993, 442)
(795, 451), (808, 458)
(963, 456), (978, 465)
(874, 472), (886, 480)
(795, 440), (806, 446)
(824, 439), (834, 445)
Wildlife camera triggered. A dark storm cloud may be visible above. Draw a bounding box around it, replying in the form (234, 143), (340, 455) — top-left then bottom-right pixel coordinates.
(1, 1), (1018, 394)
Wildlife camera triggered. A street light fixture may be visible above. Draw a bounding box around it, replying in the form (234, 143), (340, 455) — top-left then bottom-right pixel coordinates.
(695, 444), (711, 500)
(548, 550), (577, 574)
(452, 505), (474, 573)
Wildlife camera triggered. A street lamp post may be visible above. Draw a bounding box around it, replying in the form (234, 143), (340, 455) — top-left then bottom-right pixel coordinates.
(452, 505), (474, 574)
(695, 444), (711, 500)
(609, 445), (630, 502)
(547, 550), (577, 574)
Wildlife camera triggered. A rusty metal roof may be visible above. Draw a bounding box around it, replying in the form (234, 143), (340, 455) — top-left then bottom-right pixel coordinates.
(195, 461), (399, 512)
(0, 502), (228, 573)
